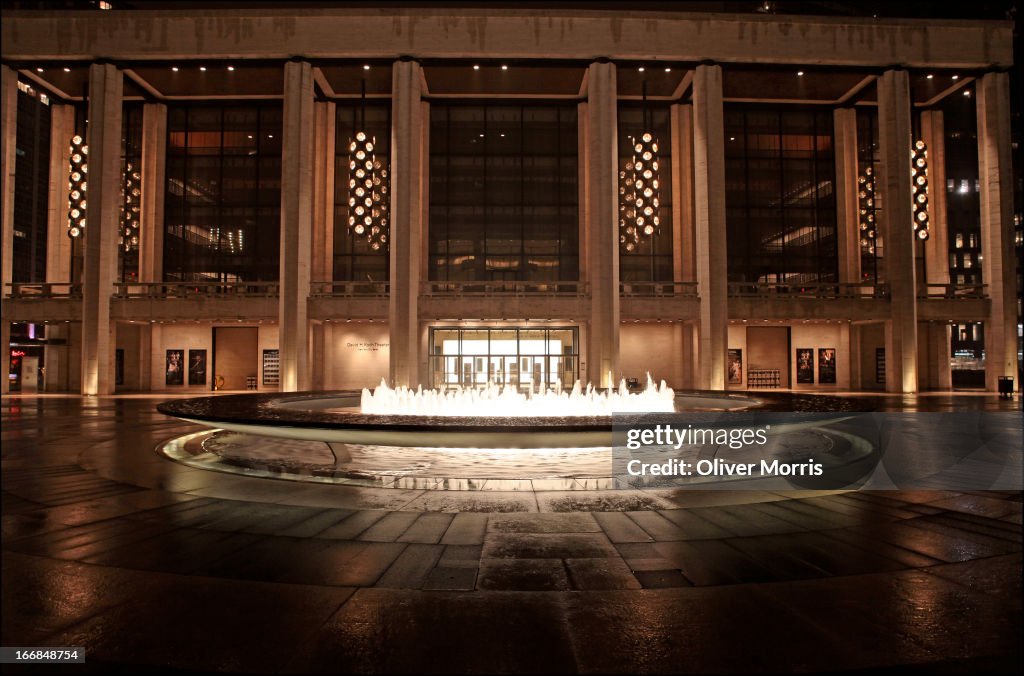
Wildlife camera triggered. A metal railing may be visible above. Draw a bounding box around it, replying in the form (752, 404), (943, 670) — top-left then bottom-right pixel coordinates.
(113, 281), (280, 298)
(421, 281), (590, 296)
(4, 283), (82, 298)
(918, 283), (988, 299)
(727, 282), (889, 299)
(309, 281), (390, 297)
(620, 281), (698, 297)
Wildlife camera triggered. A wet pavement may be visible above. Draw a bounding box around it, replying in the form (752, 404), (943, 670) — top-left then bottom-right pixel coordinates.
(1, 394), (1021, 674)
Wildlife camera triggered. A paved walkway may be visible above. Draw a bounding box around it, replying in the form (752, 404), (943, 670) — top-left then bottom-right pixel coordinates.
(1, 396), (1020, 673)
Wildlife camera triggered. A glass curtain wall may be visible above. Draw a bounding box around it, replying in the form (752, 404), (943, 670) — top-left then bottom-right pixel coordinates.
(334, 101), (390, 281)
(119, 103), (143, 282)
(163, 104), (282, 282)
(618, 103), (673, 281)
(12, 83), (51, 283)
(429, 327), (579, 390)
(725, 107), (838, 284)
(429, 103), (579, 282)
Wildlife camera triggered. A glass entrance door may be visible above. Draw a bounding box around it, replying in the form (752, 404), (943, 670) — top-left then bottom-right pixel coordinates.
(429, 326), (579, 391)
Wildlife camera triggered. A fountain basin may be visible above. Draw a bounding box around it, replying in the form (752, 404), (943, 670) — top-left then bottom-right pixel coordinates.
(156, 390), (763, 449)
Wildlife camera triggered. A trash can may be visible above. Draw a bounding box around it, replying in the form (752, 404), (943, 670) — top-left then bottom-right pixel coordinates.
(997, 376), (1014, 399)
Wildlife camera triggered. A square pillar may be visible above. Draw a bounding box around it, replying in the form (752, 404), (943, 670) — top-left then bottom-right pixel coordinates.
(585, 61), (619, 388)
(670, 103), (696, 283)
(877, 69), (918, 394)
(976, 71), (1018, 391)
(139, 103), (166, 283)
(80, 63), (123, 396)
(312, 100), (336, 284)
(279, 60), (315, 392)
(692, 64), (728, 391)
(1, 65), (17, 394)
(834, 108), (861, 284)
(389, 59), (424, 388)
(920, 110), (949, 287)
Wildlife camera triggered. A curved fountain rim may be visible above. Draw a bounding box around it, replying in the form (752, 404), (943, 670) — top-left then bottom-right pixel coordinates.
(156, 390), (768, 433)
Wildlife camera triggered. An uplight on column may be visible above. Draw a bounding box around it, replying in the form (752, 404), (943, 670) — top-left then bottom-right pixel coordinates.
(67, 135), (88, 239)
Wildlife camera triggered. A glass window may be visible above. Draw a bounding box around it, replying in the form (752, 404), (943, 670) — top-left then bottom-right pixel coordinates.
(618, 104), (673, 281)
(163, 104), (282, 282)
(334, 101), (390, 281)
(429, 103), (579, 281)
(726, 107), (837, 283)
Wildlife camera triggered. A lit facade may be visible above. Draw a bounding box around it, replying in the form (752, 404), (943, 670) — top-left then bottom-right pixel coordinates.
(0, 8), (1019, 395)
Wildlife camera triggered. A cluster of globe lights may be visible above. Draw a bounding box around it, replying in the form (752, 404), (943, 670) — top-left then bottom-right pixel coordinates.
(858, 166), (877, 254)
(911, 140), (930, 241)
(67, 135), (88, 239)
(360, 374), (676, 417)
(619, 132), (661, 252)
(120, 163), (141, 252)
(347, 131), (389, 251)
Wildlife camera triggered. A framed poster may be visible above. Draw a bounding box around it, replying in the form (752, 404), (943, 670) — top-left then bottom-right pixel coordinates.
(262, 349), (280, 386)
(727, 349), (743, 384)
(875, 348), (886, 384)
(796, 348), (814, 384)
(165, 349), (184, 386)
(188, 349), (207, 386)
(818, 347), (837, 384)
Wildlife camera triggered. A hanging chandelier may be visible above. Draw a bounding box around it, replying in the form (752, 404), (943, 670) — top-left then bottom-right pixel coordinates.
(910, 140), (929, 241)
(347, 81), (390, 252)
(619, 82), (660, 253)
(857, 166), (876, 255)
(67, 135), (88, 239)
(120, 162), (141, 252)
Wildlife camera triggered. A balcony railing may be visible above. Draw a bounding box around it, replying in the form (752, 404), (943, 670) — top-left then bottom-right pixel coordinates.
(4, 282), (82, 298)
(918, 283), (988, 299)
(113, 282), (279, 298)
(727, 282), (889, 299)
(421, 281), (590, 296)
(310, 281), (390, 297)
(620, 281), (698, 297)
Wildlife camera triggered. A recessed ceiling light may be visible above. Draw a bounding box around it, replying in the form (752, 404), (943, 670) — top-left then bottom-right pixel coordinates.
(36, 68), (43, 73)
(951, 75), (959, 80)
(247, 135), (253, 139)
(363, 65), (370, 71)
(926, 74), (934, 79)
(479, 133), (484, 138)
(729, 136), (736, 141)
(664, 67), (671, 72)
(473, 65), (480, 70)
(501, 65), (508, 71)
(268, 134), (273, 138)
(171, 66), (179, 72)
(199, 66), (207, 72)
(638, 66), (645, 72)
(500, 133), (505, 137)
(63, 67), (70, 73)
(797, 71), (804, 76)
(227, 65), (235, 71)
(963, 90), (971, 97)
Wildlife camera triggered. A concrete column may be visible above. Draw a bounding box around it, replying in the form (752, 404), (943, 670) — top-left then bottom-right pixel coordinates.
(976, 71), (1018, 391)
(46, 105), (75, 283)
(920, 110), (949, 287)
(389, 59), (424, 387)
(279, 60), (315, 392)
(585, 61), (619, 388)
(311, 100), (336, 283)
(670, 103), (696, 283)
(692, 64), (728, 391)
(877, 69), (918, 393)
(1, 65), (17, 394)
(139, 103), (166, 283)
(80, 63), (123, 396)
(834, 108), (861, 284)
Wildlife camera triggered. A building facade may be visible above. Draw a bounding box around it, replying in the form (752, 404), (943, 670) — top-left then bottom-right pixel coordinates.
(0, 7), (1019, 395)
